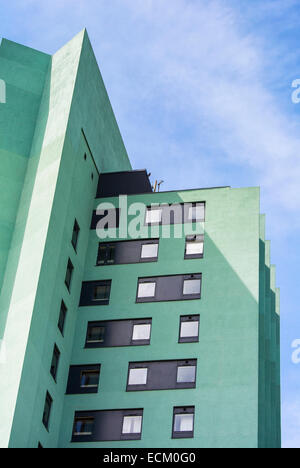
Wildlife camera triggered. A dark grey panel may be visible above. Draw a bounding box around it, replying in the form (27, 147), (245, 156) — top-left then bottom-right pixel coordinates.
(66, 364), (101, 395)
(85, 318), (152, 348)
(172, 406), (195, 439)
(97, 170), (152, 198)
(184, 234), (204, 259)
(145, 202), (205, 226)
(179, 315), (200, 343)
(79, 280), (111, 306)
(97, 239), (159, 266)
(72, 409), (143, 442)
(136, 274), (202, 303)
(127, 359), (197, 391)
(90, 208), (120, 230)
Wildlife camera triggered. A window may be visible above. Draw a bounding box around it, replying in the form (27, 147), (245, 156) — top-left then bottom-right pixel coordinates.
(145, 208), (162, 225)
(86, 325), (105, 344)
(50, 344), (60, 381)
(179, 315), (200, 343)
(183, 278), (201, 296)
(58, 301), (67, 336)
(185, 235), (204, 259)
(93, 284), (111, 301)
(98, 244), (116, 265)
(177, 365), (196, 383)
(128, 368), (148, 386)
(137, 282), (156, 298)
(73, 417), (94, 436)
(144, 203), (205, 226)
(137, 274), (202, 303)
(80, 370), (100, 388)
(122, 415), (143, 435)
(127, 360), (196, 391)
(172, 407), (195, 438)
(66, 365), (101, 394)
(97, 240), (159, 266)
(140, 243), (158, 259)
(79, 280), (112, 306)
(71, 219), (80, 251)
(65, 259), (74, 291)
(42, 392), (52, 430)
(132, 323), (151, 342)
(188, 204), (205, 222)
(85, 319), (152, 348)
(72, 409), (143, 442)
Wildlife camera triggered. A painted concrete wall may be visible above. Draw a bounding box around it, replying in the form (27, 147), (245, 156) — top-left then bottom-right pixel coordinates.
(0, 31), (280, 448)
(58, 186), (280, 448)
(0, 30), (131, 448)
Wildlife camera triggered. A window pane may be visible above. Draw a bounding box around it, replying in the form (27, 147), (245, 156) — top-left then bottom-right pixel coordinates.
(93, 285), (109, 300)
(177, 366), (196, 383)
(98, 245), (107, 264)
(138, 282), (156, 298)
(174, 414), (194, 432)
(74, 418), (94, 435)
(80, 371), (99, 388)
(188, 205), (204, 221)
(180, 321), (199, 338)
(146, 209), (162, 224)
(183, 279), (201, 295)
(72, 220), (80, 250)
(107, 245), (115, 264)
(122, 415), (142, 434)
(141, 243), (158, 259)
(87, 326), (105, 343)
(132, 324), (151, 341)
(128, 368), (148, 385)
(185, 241), (204, 255)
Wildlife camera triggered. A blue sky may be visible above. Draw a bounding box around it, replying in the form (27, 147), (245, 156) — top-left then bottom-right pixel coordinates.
(1, 0), (300, 447)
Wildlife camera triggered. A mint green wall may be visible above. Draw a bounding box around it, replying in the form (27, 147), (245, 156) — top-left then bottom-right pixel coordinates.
(0, 31), (131, 448)
(0, 39), (50, 313)
(58, 186), (279, 448)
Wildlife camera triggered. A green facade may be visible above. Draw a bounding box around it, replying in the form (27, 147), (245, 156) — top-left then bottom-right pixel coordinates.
(0, 32), (280, 448)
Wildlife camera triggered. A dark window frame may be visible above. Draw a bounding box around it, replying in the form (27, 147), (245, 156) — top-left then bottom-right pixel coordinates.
(144, 202), (205, 226)
(136, 274), (202, 303)
(73, 416), (95, 437)
(127, 359), (197, 392)
(58, 301), (67, 336)
(50, 344), (60, 381)
(42, 392), (53, 430)
(184, 234), (204, 260)
(172, 406), (195, 439)
(71, 409), (143, 442)
(96, 239), (159, 266)
(71, 219), (80, 252)
(79, 280), (112, 307)
(66, 364), (101, 395)
(85, 318), (152, 348)
(179, 315), (200, 343)
(65, 258), (74, 291)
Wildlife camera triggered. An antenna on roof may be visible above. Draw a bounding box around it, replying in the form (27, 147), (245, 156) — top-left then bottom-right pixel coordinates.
(158, 180), (164, 192)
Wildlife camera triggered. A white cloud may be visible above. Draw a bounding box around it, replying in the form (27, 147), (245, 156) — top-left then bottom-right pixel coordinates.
(7, 0), (300, 226)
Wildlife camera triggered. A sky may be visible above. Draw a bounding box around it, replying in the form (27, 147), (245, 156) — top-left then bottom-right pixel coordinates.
(1, 0), (300, 448)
